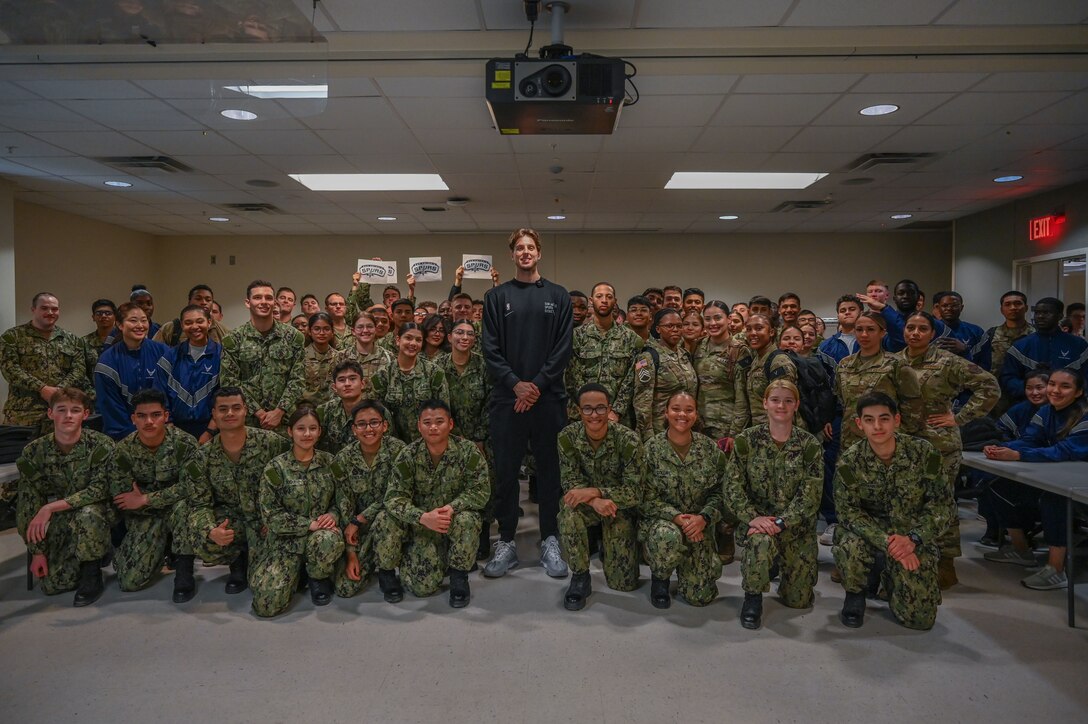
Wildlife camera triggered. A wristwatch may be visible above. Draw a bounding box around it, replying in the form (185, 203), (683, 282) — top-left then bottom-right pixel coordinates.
(908, 531), (923, 547)
(700, 513), (712, 526)
(773, 517), (785, 530)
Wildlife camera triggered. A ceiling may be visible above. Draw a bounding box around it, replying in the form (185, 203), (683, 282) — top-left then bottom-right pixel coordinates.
(1, 0), (1087, 235)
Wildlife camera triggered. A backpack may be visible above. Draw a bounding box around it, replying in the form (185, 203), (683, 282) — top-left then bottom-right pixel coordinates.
(166, 317), (183, 346)
(764, 349), (836, 431)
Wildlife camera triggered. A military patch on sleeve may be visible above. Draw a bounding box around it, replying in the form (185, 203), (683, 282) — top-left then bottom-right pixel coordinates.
(924, 452), (942, 476)
(637, 368), (652, 383)
(635, 359), (648, 370)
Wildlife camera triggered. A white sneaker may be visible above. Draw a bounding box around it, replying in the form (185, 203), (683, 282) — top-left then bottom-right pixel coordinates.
(983, 547), (1037, 567)
(483, 540), (519, 578)
(819, 523), (837, 547)
(540, 535), (568, 578)
(1021, 565), (1068, 590)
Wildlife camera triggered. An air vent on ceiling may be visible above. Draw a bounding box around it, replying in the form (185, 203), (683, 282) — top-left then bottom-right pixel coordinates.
(96, 155), (194, 173)
(220, 202), (284, 214)
(897, 220), (953, 231)
(421, 206), (447, 212)
(772, 200), (834, 213)
(841, 153), (939, 172)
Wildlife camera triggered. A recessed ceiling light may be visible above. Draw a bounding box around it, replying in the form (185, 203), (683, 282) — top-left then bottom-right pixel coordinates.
(103, 180), (132, 188)
(377, 216), (397, 221)
(290, 174), (449, 191)
(890, 213), (913, 220)
(859, 104), (899, 116)
(547, 215), (566, 221)
(208, 216), (230, 222)
(718, 215), (740, 220)
(224, 84), (328, 99)
(220, 109), (258, 121)
(994, 175), (1023, 183)
(665, 172), (828, 190)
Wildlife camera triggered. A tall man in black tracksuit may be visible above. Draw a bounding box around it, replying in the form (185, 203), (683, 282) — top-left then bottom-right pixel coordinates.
(481, 228), (574, 579)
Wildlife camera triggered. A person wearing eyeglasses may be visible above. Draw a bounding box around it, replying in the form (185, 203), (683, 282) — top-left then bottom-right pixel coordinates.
(333, 399), (406, 601)
(556, 384), (643, 611)
(632, 309), (697, 442)
(84, 298), (118, 356)
(316, 361), (367, 454)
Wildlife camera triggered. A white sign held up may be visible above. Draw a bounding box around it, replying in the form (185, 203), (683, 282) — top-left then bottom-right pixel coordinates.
(357, 259), (398, 284)
(408, 256), (443, 282)
(461, 254), (493, 279)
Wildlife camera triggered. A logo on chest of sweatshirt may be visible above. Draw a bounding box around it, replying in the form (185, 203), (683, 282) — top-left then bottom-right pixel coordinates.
(1059, 349), (1071, 360)
(543, 301), (556, 315)
(504, 302), (513, 317)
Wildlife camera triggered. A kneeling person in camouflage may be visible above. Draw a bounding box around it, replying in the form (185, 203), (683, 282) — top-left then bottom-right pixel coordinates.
(17, 388), (113, 606)
(334, 400), (406, 599)
(833, 392), (952, 630)
(182, 387), (289, 596)
(557, 383), (643, 611)
(376, 399), (489, 608)
(110, 389), (199, 602)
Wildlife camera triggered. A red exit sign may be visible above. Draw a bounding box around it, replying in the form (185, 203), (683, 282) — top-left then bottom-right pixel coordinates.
(1029, 214), (1065, 241)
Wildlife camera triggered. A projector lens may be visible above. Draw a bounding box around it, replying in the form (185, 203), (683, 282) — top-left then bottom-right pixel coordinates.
(542, 65), (571, 97)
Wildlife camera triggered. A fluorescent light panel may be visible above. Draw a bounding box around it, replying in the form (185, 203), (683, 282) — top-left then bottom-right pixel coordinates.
(665, 172), (828, 190)
(225, 85), (328, 99)
(290, 174), (449, 191)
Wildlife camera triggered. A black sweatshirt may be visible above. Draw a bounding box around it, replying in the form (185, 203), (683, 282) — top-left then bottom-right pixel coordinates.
(482, 277), (573, 402)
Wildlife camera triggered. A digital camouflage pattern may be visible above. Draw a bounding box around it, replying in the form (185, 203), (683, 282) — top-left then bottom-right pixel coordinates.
(182, 427), (289, 569)
(833, 433), (952, 630)
(1, 323), (97, 433)
(331, 344), (393, 400)
(316, 397), (357, 454)
(833, 351), (923, 452)
(976, 322), (1034, 376)
(639, 432), (725, 606)
(693, 336), (752, 438)
(333, 436), (406, 597)
(745, 347), (798, 428)
(83, 331), (112, 356)
(376, 436), (489, 596)
(557, 421), (643, 590)
(110, 426), (198, 591)
(564, 321), (643, 422)
(252, 450), (344, 617)
(435, 351), (491, 442)
(725, 425), (822, 606)
(369, 356), (449, 443)
(16, 430), (114, 594)
(220, 321), (306, 424)
(632, 339), (698, 441)
(301, 344), (336, 406)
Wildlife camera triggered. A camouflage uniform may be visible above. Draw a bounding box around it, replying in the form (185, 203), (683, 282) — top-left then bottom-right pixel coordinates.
(220, 321), (306, 427)
(724, 425), (822, 607)
(346, 284), (374, 324)
(316, 398), (357, 454)
(898, 346), (1000, 558)
(834, 351), (924, 453)
(301, 344), (337, 406)
(639, 432), (725, 606)
(83, 331), (112, 356)
(833, 434), (952, 630)
(564, 321), (643, 422)
(972, 322), (1034, 415)
(378, 333), (399, 354)
(745, 347), (798, 428)
(333, 436), (407, 597)
(1, 323), (97, 434)
(557, 421), (643, 591)
(632, 339), (698, 441)
(111, 426), (199, 591)
(375, 436), (489, 597)
(435, 351), (494, 530)
(369, 356), (449, 443)
(182, 428), (289, 572)
(330, 344), (394, 400)
(16, 431), (114, 594)
(332, 326), (354, 350)
(694, 337), (752, 439)
(252, 450), (345, 617)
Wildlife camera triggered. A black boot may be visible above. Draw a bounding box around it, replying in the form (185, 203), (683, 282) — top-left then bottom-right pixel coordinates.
(308, 577), (333, 606)
(73, 561), (104, 607)
(564, 571), (592, 611)
(225, 553), (248, 594)
(448, 568), (470, 609)
(378, 568), (404, 603)
(840, 591), (866, 628)
(740, 592), (763, 629)
(172, 554), (196, 604)
(476, 536), (491, 561)
(650, 576), (671, 609)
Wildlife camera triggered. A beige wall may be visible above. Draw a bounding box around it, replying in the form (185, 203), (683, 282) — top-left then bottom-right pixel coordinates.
(12, 201), (157, 334)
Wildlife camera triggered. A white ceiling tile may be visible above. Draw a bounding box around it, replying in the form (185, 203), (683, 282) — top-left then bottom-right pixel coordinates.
(918, 92), (1071, 125)
(16, 80), (151, 100)
(389, 97), (494, 130)
(813, 93), (954, 126)
(8, 156), (118, 176)
(732, 74), (863, 94)
(710, 94), (838, 126)
(327, 77), (381, 98)
(759, 152), (861, 172)
(620, 95), (723, 127)
(316, 127), (428, 156)
(417, 128), (512, 155)
(345, 154), (437, 173)
(132, 79), (221, 99)
(431, 153), (518, 174)
(0, 131), (71, 157)
(636, 0), (794, 28)
(58, 99), (205, 131)
(675, 152), (772, 171)
(633, 75), (740, 96)
(443, 173), (521, 191)
(0, 99), (108, 132)
(971, 72), (1088, 93)
(0, 80), (41, 100)
(783, 0), (954, 26)
(601, 125), (702, 153)
(167, 99), (306, 130)
(509, 135), (603, 154)
(122, 130), (245, 156)
(874, 124), (1001, 152)
(319, 0), (481, 31)
(781, 126), (898, 153)
(32, 132), (159, 157)
(595, 153), (685, 173)
(936, 0), (1088, 25)
(515, 153), (597, 174)
(300, 97), (405, 130)
(221, 129), (336, 156)
(172, 155), (283, 176)
(375, 76), (481, 98)
(851, 73), (986, 94)
(692, 126), (800, 153)
(967, 125), (1088, 152)
(1015, 92), (1088, 125)
(260, 155), (359, 173)
(481, 0), (637, 30)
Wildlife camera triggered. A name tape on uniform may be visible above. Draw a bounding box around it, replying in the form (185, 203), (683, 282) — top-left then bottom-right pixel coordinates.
(408, 256), (443, 283)
(357, 259), (398, 284)
(462, 254), (493, 279)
